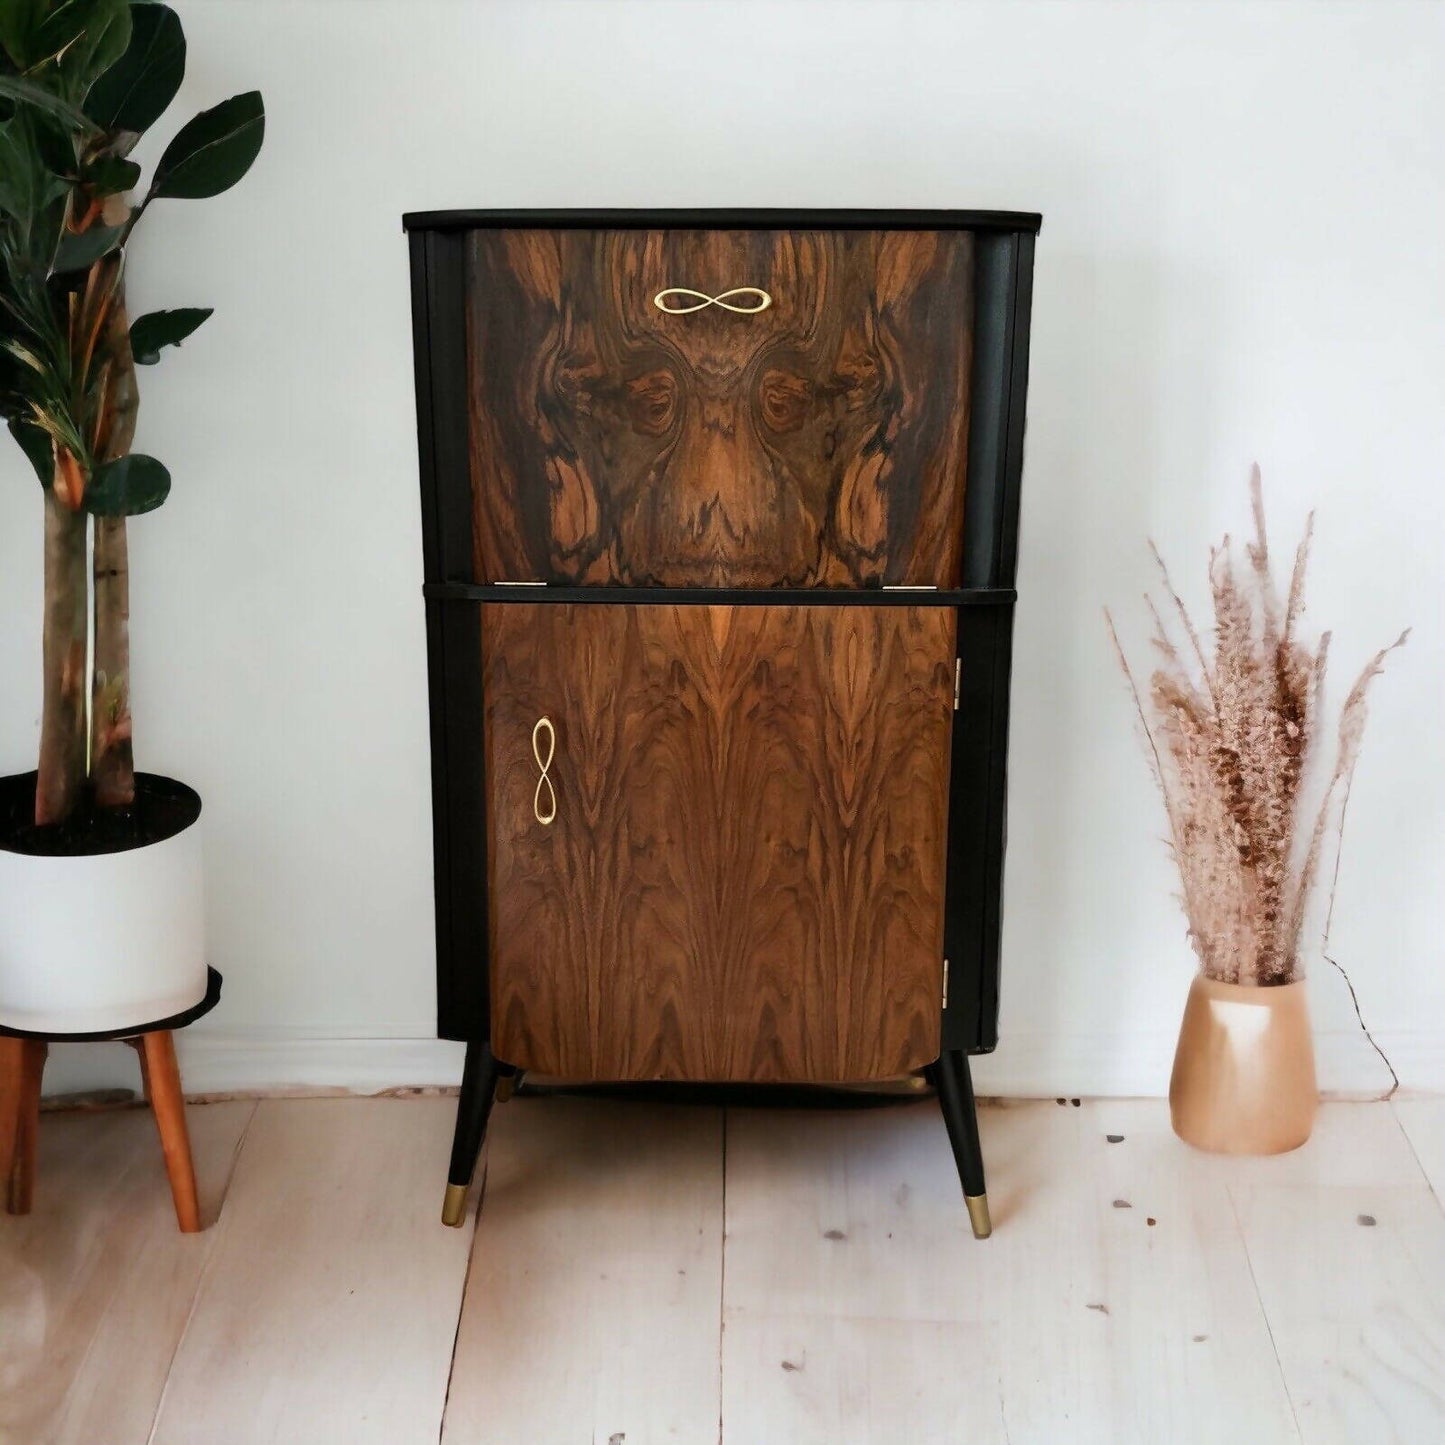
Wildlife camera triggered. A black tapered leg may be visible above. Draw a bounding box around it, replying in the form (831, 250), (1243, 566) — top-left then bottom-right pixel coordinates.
(442, 1041), (511, 1226)
(932, 1049), (992, 1238)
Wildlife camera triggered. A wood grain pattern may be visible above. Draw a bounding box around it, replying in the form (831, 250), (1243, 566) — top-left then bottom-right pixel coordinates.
(0, 1101), (253, 1445)
(441, 1098), (725, 1445)
(139, 1031), (201, 1233)
(1396, 1098), (1445, 1200)
(1232, 1180), (1445, 1440)
(722, 1101), (1301, 1444)
(150, 1099), (475, 1445)
(1, 1038), (46, 1215)
(465, 228), (974, 586)
(482, 602), (954, 1082)
(3, 1098), (1439, 1443)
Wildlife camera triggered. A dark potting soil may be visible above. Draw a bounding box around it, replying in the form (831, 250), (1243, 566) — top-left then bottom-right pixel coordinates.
(0, 772), (200, 857)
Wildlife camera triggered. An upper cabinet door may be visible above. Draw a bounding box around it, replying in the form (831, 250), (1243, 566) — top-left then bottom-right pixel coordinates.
(465, 229), (974, 587)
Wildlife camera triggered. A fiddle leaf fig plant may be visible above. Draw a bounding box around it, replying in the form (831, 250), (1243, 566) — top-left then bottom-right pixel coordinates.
(0, 0), (263, 826)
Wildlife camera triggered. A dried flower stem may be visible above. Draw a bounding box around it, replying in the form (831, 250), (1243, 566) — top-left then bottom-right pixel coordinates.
(1114, 470), (1403, 987)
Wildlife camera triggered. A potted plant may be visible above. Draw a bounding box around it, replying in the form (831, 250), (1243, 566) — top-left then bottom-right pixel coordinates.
(1109, 469), (1404, 1153)
(0, 0), (264, 1033)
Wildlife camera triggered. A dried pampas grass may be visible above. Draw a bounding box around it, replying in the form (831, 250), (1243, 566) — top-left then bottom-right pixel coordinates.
(1108, 468), (1406, 986)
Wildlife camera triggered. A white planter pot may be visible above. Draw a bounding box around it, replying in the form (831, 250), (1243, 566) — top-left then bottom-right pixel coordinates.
(0, 774), (207, 1035)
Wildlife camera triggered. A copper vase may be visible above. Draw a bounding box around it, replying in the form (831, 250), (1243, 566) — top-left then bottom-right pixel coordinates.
(1169, 974), (1317, 1154)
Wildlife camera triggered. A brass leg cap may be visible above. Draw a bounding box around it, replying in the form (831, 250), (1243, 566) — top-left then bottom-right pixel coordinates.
(965, 1192), (992, 1239)
(495, 1074), (515, 1103)
(441, 1182), (469, 1228)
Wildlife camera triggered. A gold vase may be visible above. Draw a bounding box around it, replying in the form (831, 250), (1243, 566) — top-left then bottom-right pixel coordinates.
(1169, 974), (1317, 1154)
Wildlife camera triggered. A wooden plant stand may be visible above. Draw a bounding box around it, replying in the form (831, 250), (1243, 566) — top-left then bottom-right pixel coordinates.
(0, 967), (221, 1232)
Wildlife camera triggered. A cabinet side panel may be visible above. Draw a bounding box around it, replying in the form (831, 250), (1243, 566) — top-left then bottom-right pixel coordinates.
(942, 603), (1013, 1053)
(413, 230), (490, 1041)
(465, 229), (972, 587)
(483, 603), (951, 1081)
(947, 231), (1033, 1049)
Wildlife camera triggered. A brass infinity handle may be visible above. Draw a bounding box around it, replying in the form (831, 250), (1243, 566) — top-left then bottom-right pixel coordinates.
(532, 716), (557, 826)
(652, 286), (773, 315)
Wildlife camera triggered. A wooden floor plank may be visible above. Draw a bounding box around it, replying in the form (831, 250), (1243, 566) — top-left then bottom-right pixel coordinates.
(1394, 1098), (1445, 1203)
(723, 1312), (1005, 1445)
(1201, 1101), (1427, 1189)
(1228, 1095), (1445, 1437)
(149, 1097), (473, 1445)
(722, 1099), (1298, 1444)
(1232, 1178), (1445, 1442)
(0, 1100), (254, 1445)
(441, 1096), (724, 1445)
(7, 1092), (1436, 1444)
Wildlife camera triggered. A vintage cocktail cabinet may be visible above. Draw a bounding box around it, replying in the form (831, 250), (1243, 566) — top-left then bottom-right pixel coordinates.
(404, 209), (1039, 1237)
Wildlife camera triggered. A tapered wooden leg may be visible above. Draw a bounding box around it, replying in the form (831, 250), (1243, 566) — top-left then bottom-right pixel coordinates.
(0, 1040), (21, 1201)
(126, 1037), (152, 1104)
(932, 1049), (991, 1238)
(140, 1031), (201, 1233)
(2, 1038), (47, 1215)
(442, 1041), (510, 1227)
(495, 1067), (525, 1103)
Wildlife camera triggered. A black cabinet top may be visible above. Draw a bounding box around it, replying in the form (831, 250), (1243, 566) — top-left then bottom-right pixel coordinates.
(402, 207), (1043, 235)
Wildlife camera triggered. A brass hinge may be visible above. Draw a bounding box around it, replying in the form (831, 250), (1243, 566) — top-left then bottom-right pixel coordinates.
(953, 659), (961, 710)
(942, 957), (950, 1010)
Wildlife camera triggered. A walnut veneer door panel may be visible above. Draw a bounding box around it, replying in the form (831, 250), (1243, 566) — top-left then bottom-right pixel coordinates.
(466, 229), (974, 587)
(482, 603), (954, 1082)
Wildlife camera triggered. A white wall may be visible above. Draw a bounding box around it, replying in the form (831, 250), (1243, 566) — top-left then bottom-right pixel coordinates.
(4, 0), (1441, 1098)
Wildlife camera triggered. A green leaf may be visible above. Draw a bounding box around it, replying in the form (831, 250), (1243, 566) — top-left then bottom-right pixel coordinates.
(56, 0), (131, 106)
(129, 305), (210, 363)
(85, 2), (184, 135)
(25, 105), (78, 177)
(0, 0), (37, 66)
(11, 0), (94, 69)
(7, 415), (54, 486)
(85, 452), (170, 515)
(0, 112), (70, 224)
(81, 151), (139, 195)
(49, 218), (123, 273)
(150, 89), (263, 200)
(0, 72), (101, 137)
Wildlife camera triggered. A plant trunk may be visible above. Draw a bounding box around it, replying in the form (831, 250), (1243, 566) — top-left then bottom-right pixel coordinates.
(36, 489), (88, 826)
(90, 517), (134, 806)
(89, 245), (139, 809)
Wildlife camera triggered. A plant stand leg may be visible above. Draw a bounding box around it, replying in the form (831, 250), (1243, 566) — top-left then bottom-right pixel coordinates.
(3, 1039), (47, 1216)
(140, 1031), (201, 1233)
(442, 1041), (509, 1227)
(0, 1040), (21, 1197)
(126, 1037), (152, 1103)
(932, 1048), (992, 1239)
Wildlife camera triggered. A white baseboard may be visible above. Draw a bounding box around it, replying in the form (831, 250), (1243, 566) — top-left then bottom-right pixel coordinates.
(177, 1031), (470, 1095)
(970, 1029), (1444, 1100)
(40, 1029), (468, 1099)
(38, 1026), (1443, 1100)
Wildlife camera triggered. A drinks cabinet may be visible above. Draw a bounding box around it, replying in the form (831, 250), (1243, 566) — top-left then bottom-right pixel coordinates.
(404, 208), (1040, 1237)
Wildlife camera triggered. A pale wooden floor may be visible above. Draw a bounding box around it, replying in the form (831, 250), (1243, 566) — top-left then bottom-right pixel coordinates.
(2, 1095), (1443, 1445)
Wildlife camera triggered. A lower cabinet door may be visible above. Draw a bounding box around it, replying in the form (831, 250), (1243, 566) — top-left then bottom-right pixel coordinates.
(481, 603), (955, 1082)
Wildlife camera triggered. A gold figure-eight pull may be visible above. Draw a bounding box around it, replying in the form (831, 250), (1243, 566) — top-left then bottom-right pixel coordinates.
(532, 716), (557, 825)
(653, 287), (772, 315)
